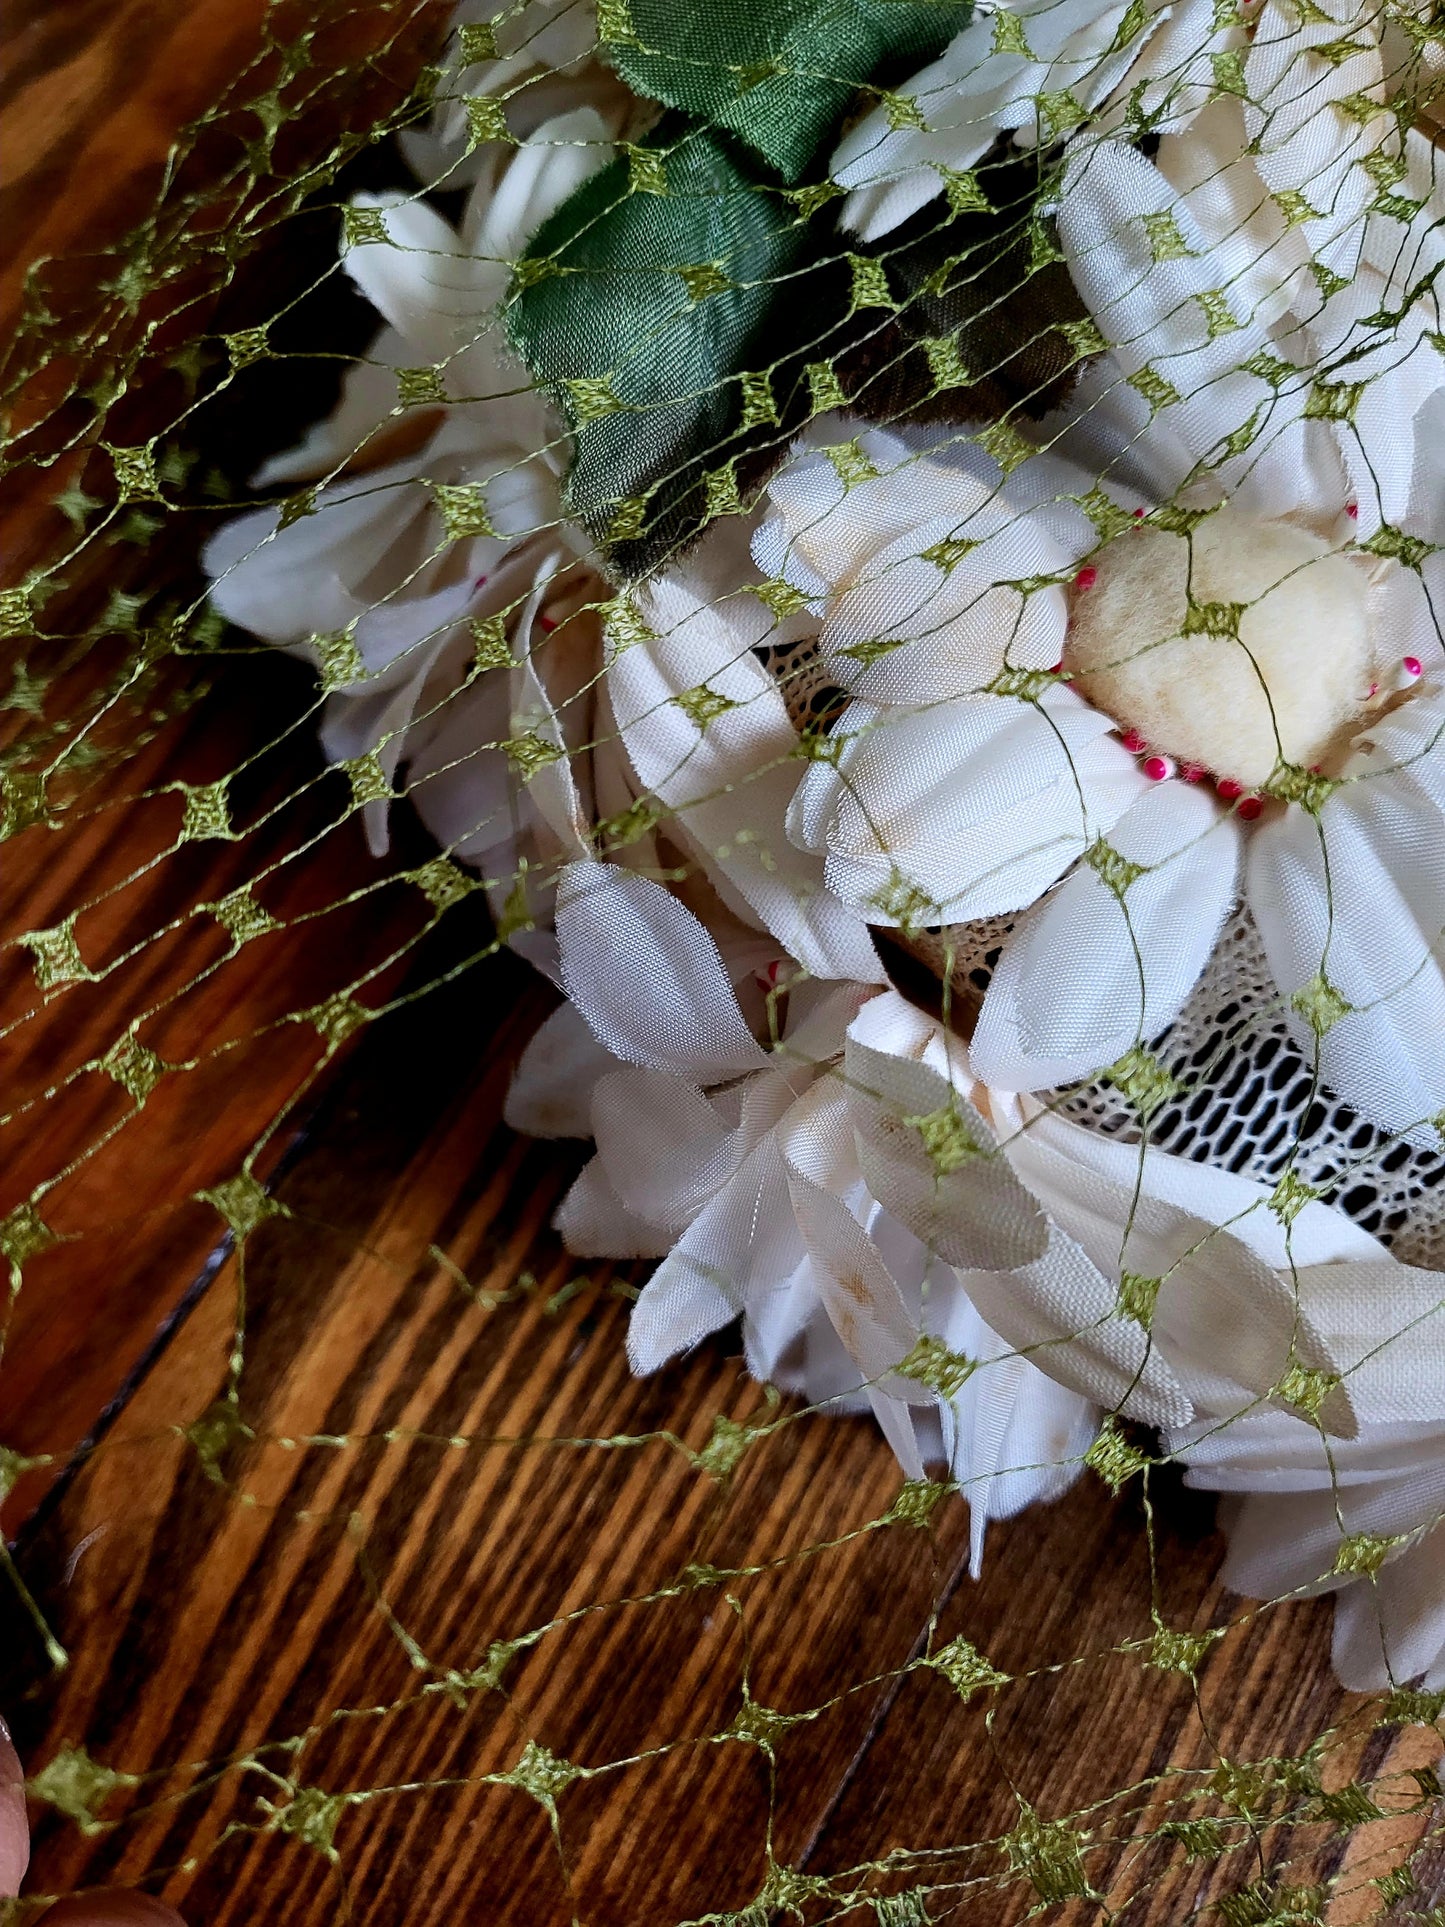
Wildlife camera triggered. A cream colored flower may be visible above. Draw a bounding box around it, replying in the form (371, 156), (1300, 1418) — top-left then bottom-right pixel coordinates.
(757, 121), (1445, 1144)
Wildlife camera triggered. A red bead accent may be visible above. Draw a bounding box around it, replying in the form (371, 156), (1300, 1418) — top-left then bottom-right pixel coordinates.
(1403, 655), (1423, 678)
(1142, 755), (1172, 782)
(1074, 566), (1098, 590)
(1132, 507), (1145, 520)
(1121, 728), (1148, 754)
(1237, 795), (1263, 821)
(1345, 502), (1358, 519)
(1216, 777), (1243, 800)
(1180, 762), (1206, 783)
(538, 613), (557, 632)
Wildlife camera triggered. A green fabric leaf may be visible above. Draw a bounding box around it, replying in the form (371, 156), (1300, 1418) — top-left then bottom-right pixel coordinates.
(509, 124), (821, 578)
(604, 0), (971, 184)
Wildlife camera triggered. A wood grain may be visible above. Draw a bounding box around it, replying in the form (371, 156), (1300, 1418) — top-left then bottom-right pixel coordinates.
(5, 938), (1440, 1923)
(2, 2), (1442, 1922)
(0, 0), (448, 1524)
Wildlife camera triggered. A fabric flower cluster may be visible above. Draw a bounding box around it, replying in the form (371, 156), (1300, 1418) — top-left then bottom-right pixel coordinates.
(207, 2), (1445, 1691)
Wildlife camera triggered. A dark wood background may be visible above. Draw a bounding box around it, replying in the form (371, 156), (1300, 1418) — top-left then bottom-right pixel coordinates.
(1, 4), (1441, 1922)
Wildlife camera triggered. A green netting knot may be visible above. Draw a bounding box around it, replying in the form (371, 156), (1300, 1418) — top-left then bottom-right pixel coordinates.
(1289, 972), (1351, 1038)
(1004, 1802), (1094, 1904)
(1211, 1758), (1272, 1817)
(1104, 1047), (1182, 1120)
(413, 855), (476, 911)
(1159, 1816), (1228, 1858)
(24, 916), (93, 989)
(182, 1399), (257, 1482)
(673, 683), (739, 731)
(886, 1477), (947, 1528)
(726, 1697), (799, 1750)
(1379, 1684), (1445, 1726)
(102, 1032), (167, 1103)
(1148, 1625), (1218, 1675)
(908, 1105), (986, 1180)
(27, 1745), (138, 1834)
(105, 442), (162, 503)
(180, 780), (233, 841)
(198, 1171), (278, 1239)
(268, 1785), (347, 1858)
(304, 993), (372, 1048)
(868, 868), (937, 934)
(927, 1633), (1008, 1701)
(1084, 837), (1146, 898)
(1085, 1418), (1152, 1491)
(898, 1334), (977, 1399)
(504, 1739), (580, 1805)
(1216, 1877), (1325, 1925)
(211, 886), (280, 946)
(0, 1203), (56, 1273)
(694, 1413), (756, 1482)
(1332, 1531), (1397, 1576)
(1, 768), (50, 838)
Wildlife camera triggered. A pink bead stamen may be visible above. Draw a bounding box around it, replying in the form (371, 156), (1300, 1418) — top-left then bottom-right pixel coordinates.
(1121, 727), (1148, 755)
(1142, 754), (1174, 782)
(1345, 502), (1358, 520)
(1237, 795), (1263, 821)
(1216, 777), (1244, 801)
(538, 613), (557, 632)
(1074, 565), (1098, 590)
(1403, 656), (1423, 679)
(1180, 762), (1206, 783)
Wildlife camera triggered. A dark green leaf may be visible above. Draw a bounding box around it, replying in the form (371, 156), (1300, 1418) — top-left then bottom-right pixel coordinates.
(604, 0), (970, 183)
(509, 124), (833, 578)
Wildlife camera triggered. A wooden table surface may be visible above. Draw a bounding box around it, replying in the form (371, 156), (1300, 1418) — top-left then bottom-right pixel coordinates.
(1, 5), (1441, 1923)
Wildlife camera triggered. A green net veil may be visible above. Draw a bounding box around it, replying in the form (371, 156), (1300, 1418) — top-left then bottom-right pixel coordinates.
(3, 0), (1445, 1918)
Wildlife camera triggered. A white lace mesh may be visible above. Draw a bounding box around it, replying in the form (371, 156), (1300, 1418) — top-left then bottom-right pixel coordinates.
(1062, 905), (1445, 1266)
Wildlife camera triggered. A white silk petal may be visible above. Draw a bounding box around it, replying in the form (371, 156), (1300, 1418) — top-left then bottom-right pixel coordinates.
(844, 1008), (1052, 1273)
(819, 517), (1070, 706)
(344, 192), (504, 370)
(956, 1224), (1194, 1427)
(1058, 138), (1278, 480)
(1332, 1534), (1445, 1689)
(972, 779), (1239, 1091)
(617, 575), (884, 983)
(555, 864), (770, 1079)
(937, 1291), (1098, 1577)
(1248, 778), (1445, 1143)
(0, 1721), (25, 1901)
(556, 1156), (673, 1259)
(505, 1000), (620, 1139)
(790, 689), (1147, 925)
(784, 1171), (927, 1407)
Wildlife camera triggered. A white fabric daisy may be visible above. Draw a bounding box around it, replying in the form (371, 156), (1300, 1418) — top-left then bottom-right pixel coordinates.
(829, 0), (1432, 249)
(1174, 1264), (1445, 1688)
(509, 863), (1429, 1565)
(758, 120), (1445, 1143)
(510, 862), (1101, 1566)
(202, 107), (621, 909)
